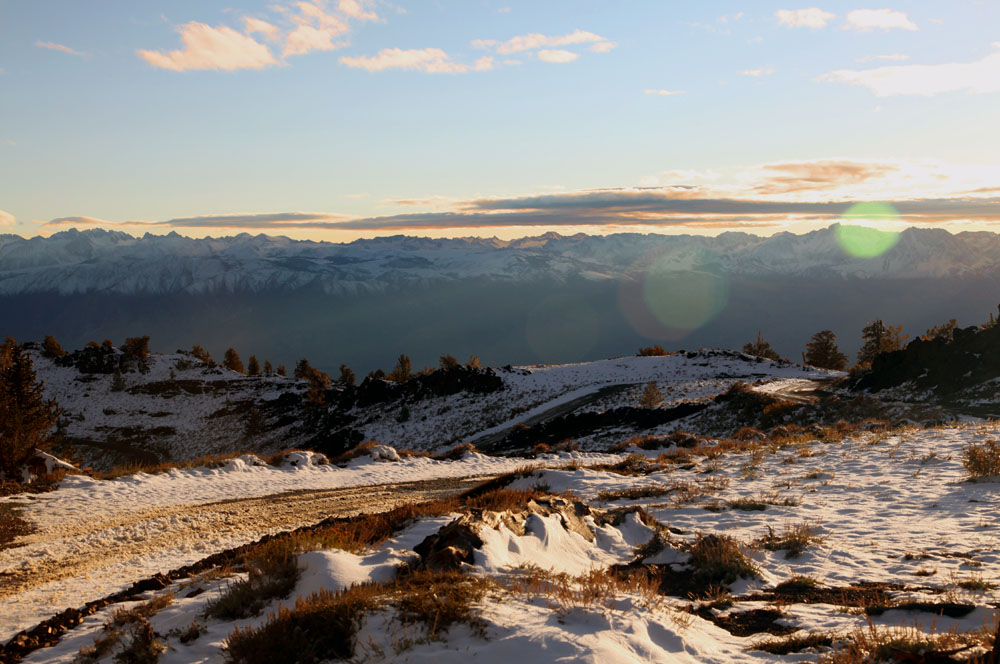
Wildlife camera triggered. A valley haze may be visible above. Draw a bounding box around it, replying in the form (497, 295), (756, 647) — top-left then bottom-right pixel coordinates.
(1, 224), (997, 373)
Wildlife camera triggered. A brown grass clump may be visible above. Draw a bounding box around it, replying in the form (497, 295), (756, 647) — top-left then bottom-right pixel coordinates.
(962, 439), (1000, 479)
(77, 595), (174, 663)
(512, 566), (661, 614)
(205, 540), (301, 620)
(327, 440), (380, 465)
(774, 575), (823, 593)
(686, 533), (760, 587)
(434, 442), (480, 461)
(757, 522), (824, 558)
(464, 487), (572, 513)
(751, 631), (835, 655)
(224, 570), (498, 664)
(818, 618), (993, 664)
(94, 453), (248, 480)
(726, 490), (801, 511)
(596, 485), (673, 502)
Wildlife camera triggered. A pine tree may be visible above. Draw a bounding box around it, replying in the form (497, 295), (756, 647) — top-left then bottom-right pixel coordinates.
(190, 344), (213, 365)
(804, 330), (848, 370)
(247, 355), (260, 376)
(439, 354), (460, 370)
(110, 369), (126, 392)
(390, 354), (412, 382)
(121, 336), (151, 373)
(42, 335), (67, 359)
(923, 319), (958, 342)
(263, 360), (273, 375)
(742, 332), (782, 361)
(276, 364), (287, 377)
(223, 348), (244, 374)
(638, 381), (663, 408)
(466, 355), (481, 369)
(0, 338), (59, 478)
(339, 364), (356, 386)
(857, 320), (907, 365)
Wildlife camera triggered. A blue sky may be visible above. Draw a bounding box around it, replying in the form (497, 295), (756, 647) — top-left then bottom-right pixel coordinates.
(2, 1), (999, 240)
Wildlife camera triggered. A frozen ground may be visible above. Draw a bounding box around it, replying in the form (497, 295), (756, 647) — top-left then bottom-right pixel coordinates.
(6, 422), (999, 662)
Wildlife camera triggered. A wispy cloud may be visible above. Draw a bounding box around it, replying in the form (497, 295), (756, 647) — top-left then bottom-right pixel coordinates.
(340, 48), (472, 73)
(855, 53), (909, 63)
(537, 49), (578, 64)
(44, 212), (349, 230)
(845, 9), (918, 32)
(138, 22), (278, 71)
(741, 66), (775, 77)
(821, 43), (1000, 96)
(139, 0), (378, 71)
(775, 8), (836, 29)
(472, 29), (614, 63)
(750, 160), (899, 194)
(0, 210), (15, 228)
(35, 41), (89, 57)
(644, 89), (685, 96)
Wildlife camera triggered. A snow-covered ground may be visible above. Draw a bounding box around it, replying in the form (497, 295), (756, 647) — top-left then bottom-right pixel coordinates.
(7, 422), (999, 662)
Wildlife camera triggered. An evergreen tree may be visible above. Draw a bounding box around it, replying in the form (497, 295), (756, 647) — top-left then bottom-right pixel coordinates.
(857, 320), (906, 365)
(190, 344), (213, 365)
(223, 348), (244, 374)
(390, 354), (412, 382)
(339, 364), (356, 386)
(0, 338), (59, 478)
(276, 364), (287, 377)
(804, 330), (848, 370)
(42, 335), (67, 359)
(263, 360), (274, 375)
(121, 336), (151, 373)
(247, 355), (260, 376)
(367, 368), (387, 381)
(742, 332), (782, 361)
(924, 319), (958, 342)
(466, 355), (482, 369)
(294, 358), (313, 380)
(110, 369), (126, 392)
(638, 381), (663, 408)
(439, 354), (460, 370)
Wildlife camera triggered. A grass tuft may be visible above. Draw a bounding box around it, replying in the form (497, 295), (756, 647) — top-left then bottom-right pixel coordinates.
(962, 439), (1000, 479)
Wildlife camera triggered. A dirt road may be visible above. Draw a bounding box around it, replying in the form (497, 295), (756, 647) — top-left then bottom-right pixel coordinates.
(0, 475), (493, 639)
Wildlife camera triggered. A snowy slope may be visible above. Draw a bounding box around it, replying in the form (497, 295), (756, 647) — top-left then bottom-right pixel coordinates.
(7, 422), (999, 663)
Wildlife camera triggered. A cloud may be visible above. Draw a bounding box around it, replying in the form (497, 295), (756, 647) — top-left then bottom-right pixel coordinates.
(589, 41), (617, 53)
(337, 0), (377, 21)
(44, 212), (349, 230)
(856, 53), (909, 63)
(750, 160), (899, 194)
(340, 48), (470, 73)
(243, 17), (280, 40)
(492, 29), (608, 54)
(0, 210), (15, 228)
(741, 66), (775, 77)
(537, 49), (578, 64)
(35, 41), (89, 57)
(845, 9), (918, 32)
(282, 2), (350, 57)
(775, 8), (836, 29)
(644, 89), (686, 96)
(138, 22), (277, 71)
(820, 44), (1000, 96)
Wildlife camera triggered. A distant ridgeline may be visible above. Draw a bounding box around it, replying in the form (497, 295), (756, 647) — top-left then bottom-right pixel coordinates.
(2, 226), (1000, 372)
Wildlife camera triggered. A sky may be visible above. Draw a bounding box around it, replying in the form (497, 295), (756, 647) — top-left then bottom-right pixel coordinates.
(2, 0), (999, 242)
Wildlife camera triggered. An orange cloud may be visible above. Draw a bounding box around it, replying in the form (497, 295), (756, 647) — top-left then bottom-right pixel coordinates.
(138, 22), (277, 71)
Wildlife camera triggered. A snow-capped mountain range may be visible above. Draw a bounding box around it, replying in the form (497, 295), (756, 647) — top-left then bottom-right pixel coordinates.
(2, 224), (998, 296)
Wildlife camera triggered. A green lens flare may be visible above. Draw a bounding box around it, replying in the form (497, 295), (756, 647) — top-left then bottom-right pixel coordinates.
(836, 203), (901, 259)
(641, 268), (729, 331)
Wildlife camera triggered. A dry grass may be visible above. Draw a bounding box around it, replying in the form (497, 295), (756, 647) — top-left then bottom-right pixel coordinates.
(757, 522), (824, 558)
(223, 570), (498, 664)
(596, 485), (673, 502)
(774, 575), (824, 593)
(434, 442), (480, 461)
(751, 631), (835, 655)
(94, 453), (249, 480)
(205, 540), (301, 620)
(818, 618), (993, 664)
(77, 594), (174, 663)
(686, 533), (760, 588)
(726, 490), (801, 511)
(962, 439), (1000, 479)
(511, 566), (662, 614)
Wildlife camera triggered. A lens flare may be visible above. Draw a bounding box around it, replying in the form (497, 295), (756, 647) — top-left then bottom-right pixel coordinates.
(619, 247), (730, 341)
(836, 202), (901, 259)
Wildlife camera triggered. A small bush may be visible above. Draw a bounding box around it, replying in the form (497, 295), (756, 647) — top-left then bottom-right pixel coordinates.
(434, 442), (479, 461)
(686, 533), (760, 587)
(637, 345), (668, 356)
(962, 439), (1000, 478)
(774, 575), (823, 593)
(757, 522), (824, 558)
(205, 540), (301, 620)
